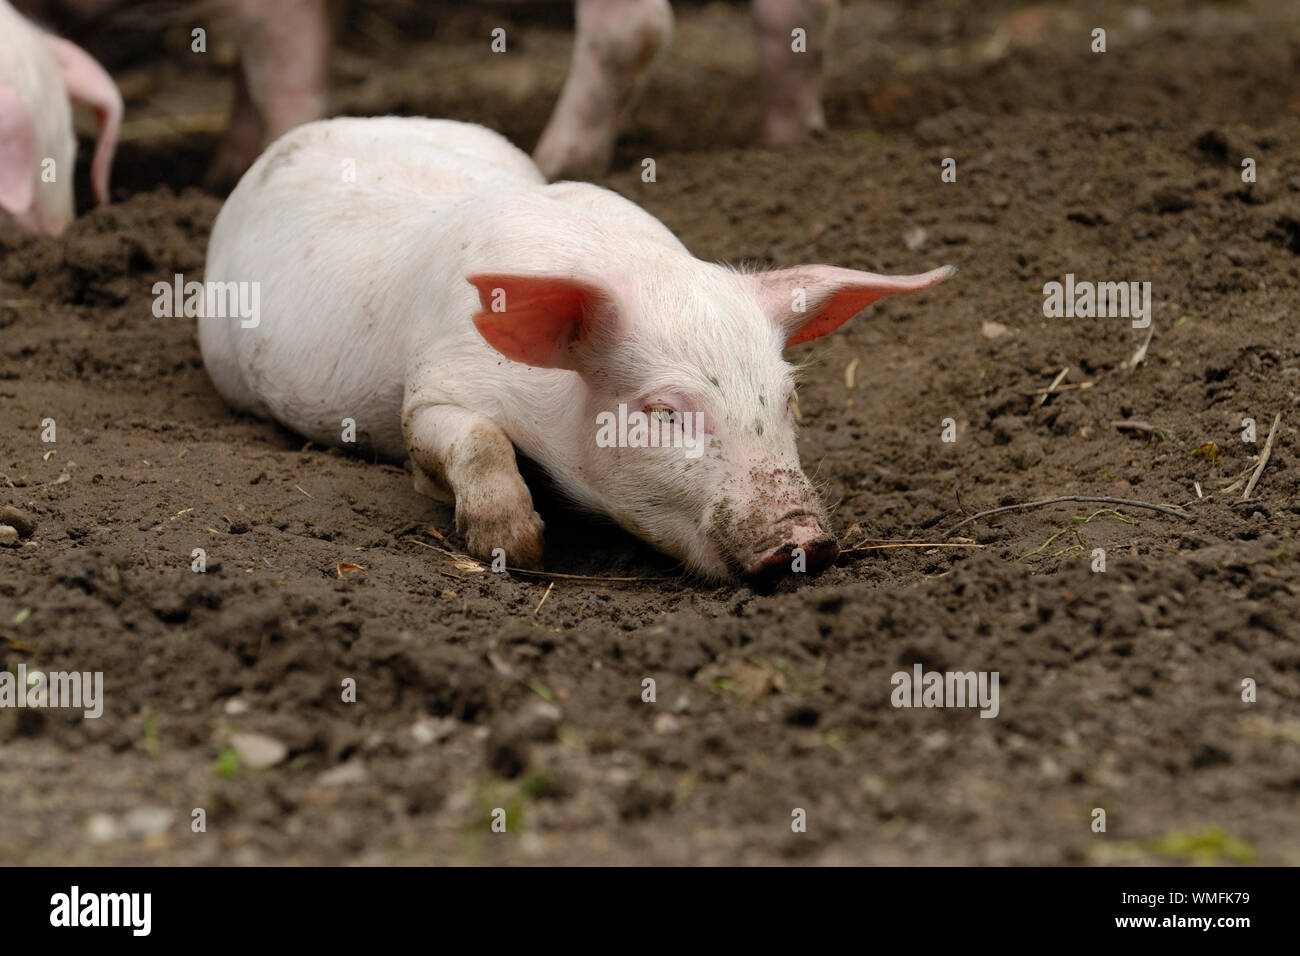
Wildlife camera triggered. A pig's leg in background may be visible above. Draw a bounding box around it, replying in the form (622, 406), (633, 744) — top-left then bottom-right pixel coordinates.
(404, 403), (546, 569)
(533, 0), (673, 181)
(753, 0), (834, 144)
(208, 0), (329, 190)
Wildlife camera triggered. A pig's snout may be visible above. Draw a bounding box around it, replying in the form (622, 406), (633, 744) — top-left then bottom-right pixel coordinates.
(742, 517), (839, 584)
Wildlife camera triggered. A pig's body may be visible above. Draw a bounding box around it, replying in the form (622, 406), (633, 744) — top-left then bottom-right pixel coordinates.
(203, 118), (679, 462)
(0, 0), (120, 236)
(0, 0), (75, 235)
(203, 117), (953, 581)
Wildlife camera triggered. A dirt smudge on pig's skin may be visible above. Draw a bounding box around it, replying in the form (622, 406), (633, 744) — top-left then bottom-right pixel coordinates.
(1, 0), (1299, 864)
(256, 138), (304, 186)
(706, 465), (831, 568)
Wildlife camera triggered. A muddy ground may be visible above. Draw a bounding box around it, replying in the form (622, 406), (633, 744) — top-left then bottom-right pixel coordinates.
(2, 0), (1299, 865)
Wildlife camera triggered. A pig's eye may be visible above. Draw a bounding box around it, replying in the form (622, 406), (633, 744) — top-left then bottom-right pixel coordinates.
(647, 404), (680, 425)
(787, 392), (800, 421)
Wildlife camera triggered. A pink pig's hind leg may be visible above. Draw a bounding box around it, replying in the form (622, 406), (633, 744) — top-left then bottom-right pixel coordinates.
(753, 0), (834, 144)
(403, 403), (545, 570)
(533, 0), (673, 181)
(208, 0), (329, 190)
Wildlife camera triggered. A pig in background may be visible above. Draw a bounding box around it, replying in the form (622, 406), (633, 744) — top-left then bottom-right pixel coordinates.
(0, 0), (121, 236)
(13, 0), (327, 191)
(534, 0), (836, 180)
(216, 0), (837, 183)
(201, 117), (953, 583)
(19, 0), (833, 188)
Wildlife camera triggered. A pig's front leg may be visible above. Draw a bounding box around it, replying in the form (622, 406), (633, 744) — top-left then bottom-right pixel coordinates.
(403, 403), (545, 570)
(753, 0), (834, 144)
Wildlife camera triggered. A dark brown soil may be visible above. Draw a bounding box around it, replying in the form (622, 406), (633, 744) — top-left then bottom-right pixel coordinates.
(2, 0), (1299, 865)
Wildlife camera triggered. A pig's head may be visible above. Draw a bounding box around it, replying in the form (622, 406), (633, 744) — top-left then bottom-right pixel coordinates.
(468, 260), (954, 584)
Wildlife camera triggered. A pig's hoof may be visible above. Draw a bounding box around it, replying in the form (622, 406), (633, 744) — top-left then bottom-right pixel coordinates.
(760, 107), (827, 146)
(532, 136), (616, 183)
(464, 512), (545, 571)
(455, 486), (545, 571)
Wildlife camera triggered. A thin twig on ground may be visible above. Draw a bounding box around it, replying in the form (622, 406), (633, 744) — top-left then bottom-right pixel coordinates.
(1037, 367), (1069, 406)
(945, 495), (1190, 537)
(533, 582), (556, 613)
(1126, 323), (1155, 370)
(1242, 413), (1282, 501)
(1112, 419), (1164, 437)
(504, 568), (673, 583)
(841, 541), (985, 554)
(411, 539), (672, 582)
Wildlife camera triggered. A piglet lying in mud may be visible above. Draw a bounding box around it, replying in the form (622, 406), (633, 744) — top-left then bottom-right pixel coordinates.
(0, 0), (122, 236)
(200, 118), (953, 583)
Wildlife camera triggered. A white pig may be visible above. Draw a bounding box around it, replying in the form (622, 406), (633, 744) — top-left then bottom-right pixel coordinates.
(0, 0), (122, 236)
(14, 0), (325, 191)
(201, 117), (953, 582)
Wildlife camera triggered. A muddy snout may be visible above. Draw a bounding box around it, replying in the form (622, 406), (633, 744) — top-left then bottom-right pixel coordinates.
(742, 516), (839, 584)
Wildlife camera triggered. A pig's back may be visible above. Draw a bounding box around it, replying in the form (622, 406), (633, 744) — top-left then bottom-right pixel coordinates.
(200, 118), (545, 457)
(263, 116), (544, 203)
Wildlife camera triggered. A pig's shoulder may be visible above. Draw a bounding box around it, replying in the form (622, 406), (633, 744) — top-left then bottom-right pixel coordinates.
(246, 117), (544, 206)
(258, 117), (539, 180)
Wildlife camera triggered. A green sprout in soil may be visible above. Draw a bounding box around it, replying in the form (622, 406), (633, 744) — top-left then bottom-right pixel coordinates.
(1107, 826), (1257, 864)
(466, 781), (525, 836)
(1020, 527), (1087, 562)
(215, 748), (240, 779)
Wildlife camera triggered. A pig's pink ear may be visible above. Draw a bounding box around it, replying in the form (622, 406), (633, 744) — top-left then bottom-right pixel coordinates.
(0, 85), (37, 218)
(45, 36), (123, 206)
(467, 273), (609, 370)
(752, 264), (957, 347)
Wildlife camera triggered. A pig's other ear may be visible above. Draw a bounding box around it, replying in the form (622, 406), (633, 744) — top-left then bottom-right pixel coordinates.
(752, 264), (957, 347)
(467, 273), (610, 370)
(45, 36), (123, 206)
(0, 85), (37, 218)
